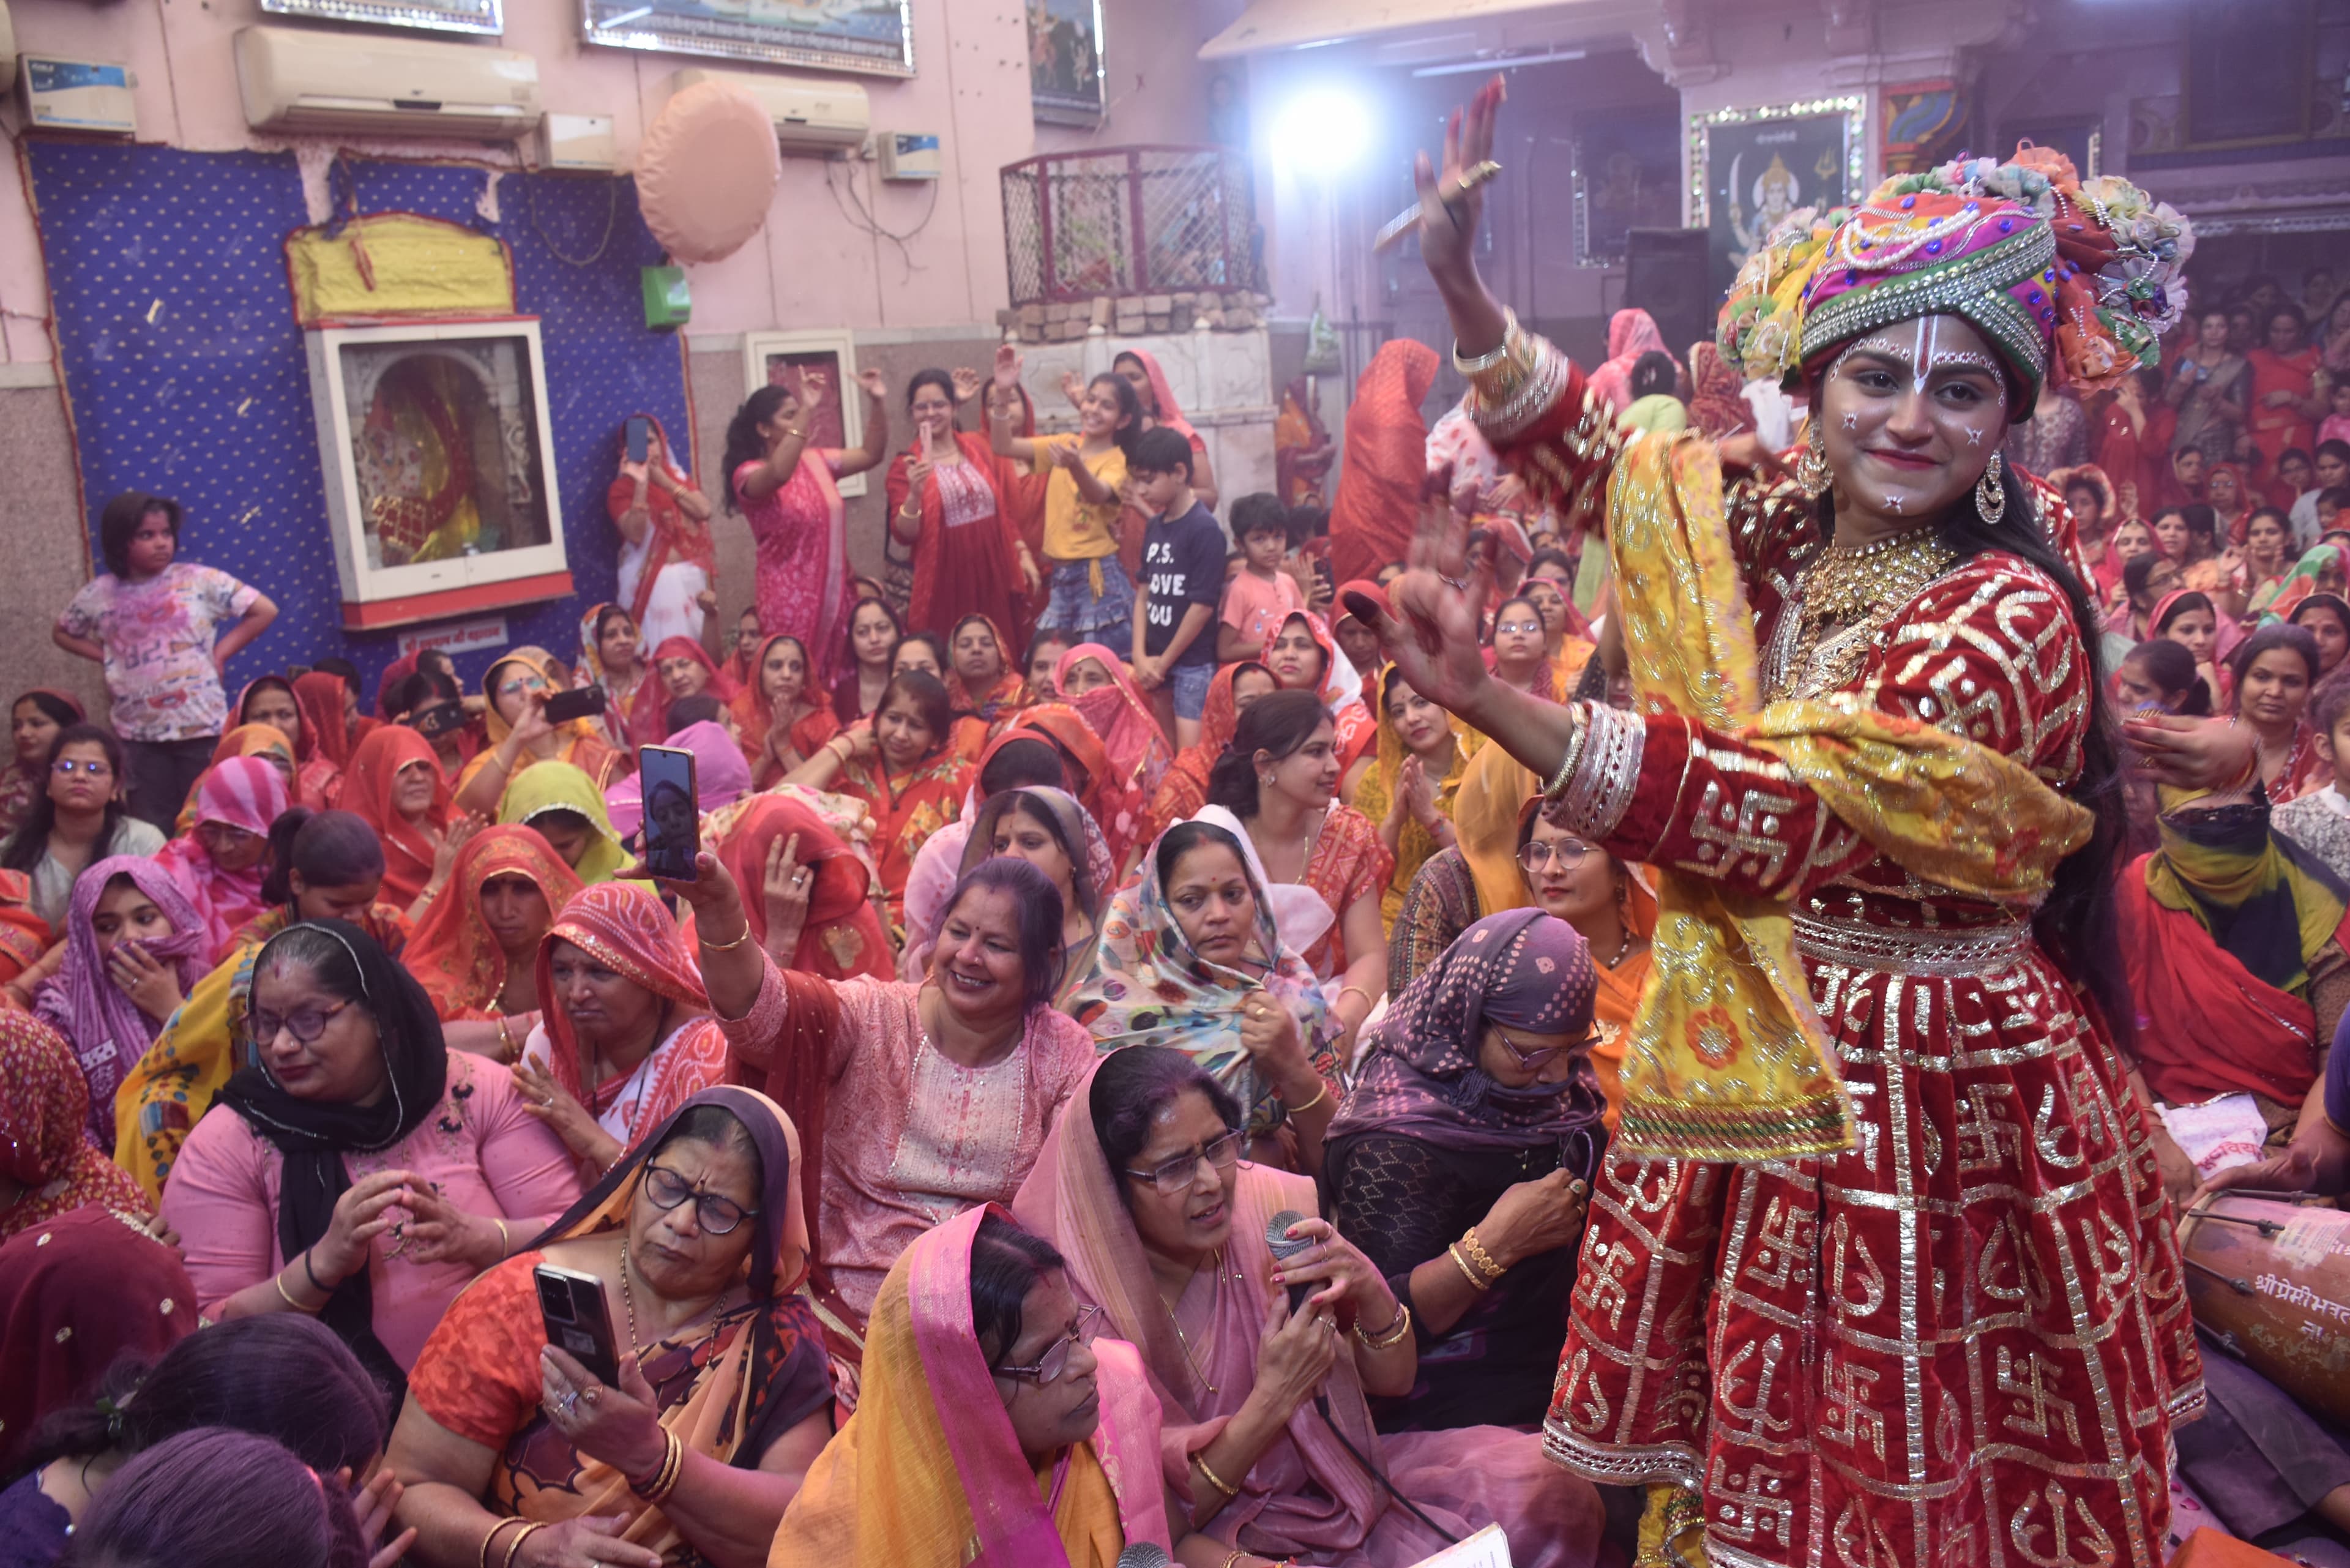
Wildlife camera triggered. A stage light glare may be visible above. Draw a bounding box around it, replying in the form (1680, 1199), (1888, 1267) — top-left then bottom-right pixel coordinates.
(1269, 87), (1373, 175)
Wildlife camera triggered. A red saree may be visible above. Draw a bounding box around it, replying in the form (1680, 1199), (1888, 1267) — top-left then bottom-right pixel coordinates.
(887, 434), (1026, 641)
(837, 749), (975, 928)
(291, 671), (353, 810)
(335, 725), (452, 908)
(1329, 342), (1439, 583)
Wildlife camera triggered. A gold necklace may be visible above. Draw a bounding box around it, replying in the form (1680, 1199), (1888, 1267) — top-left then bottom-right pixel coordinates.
(1166, 1248), (1229, 1395)
(1786, 528), (1956, 690)
(619, 1237), (645, 1362)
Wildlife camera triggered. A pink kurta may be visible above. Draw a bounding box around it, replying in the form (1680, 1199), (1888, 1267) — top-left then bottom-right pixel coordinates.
(161, 1052), (581, 1370)
(722, 963), (1095, 1322)
(737, 450), (852, 685)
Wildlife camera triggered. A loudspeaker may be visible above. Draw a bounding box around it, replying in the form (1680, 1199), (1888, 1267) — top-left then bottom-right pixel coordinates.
(1624, 228), (1715, 367)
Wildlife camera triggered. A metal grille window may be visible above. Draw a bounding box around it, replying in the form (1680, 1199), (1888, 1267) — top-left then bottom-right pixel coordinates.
(1001, 146), (1255, 305)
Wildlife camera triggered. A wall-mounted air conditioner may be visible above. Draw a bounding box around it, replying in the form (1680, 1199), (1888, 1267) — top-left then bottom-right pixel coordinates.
(235, 25), (541, 140)
(668, 67), (867, 155)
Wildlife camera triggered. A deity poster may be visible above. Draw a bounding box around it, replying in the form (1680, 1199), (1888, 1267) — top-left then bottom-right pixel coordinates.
(1690, 98), (1865, 298)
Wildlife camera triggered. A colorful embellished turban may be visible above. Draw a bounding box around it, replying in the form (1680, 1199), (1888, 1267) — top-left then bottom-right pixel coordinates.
(1715, 145), (2192, 416)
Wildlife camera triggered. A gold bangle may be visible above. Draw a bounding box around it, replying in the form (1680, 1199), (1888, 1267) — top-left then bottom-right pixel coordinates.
(631, 1428), (684, 1501)
(1193, 1450), (1240, 1499)
(1461, 1226), (1506, 1283)
(498, 1521), (545, 1568)
(698, 919), (754, 952)
(1354, 1300), (1413, 1351)
(478, 1518), (523, 1568)
(1287, 1079), (1330, 1116)
(1452, 306), (1521, 376)
(1447, 1242), (1491, 1292)
(274, 1270), (321, 1314)
(492, 1217), (510, 1257)
(1335, 984), (1375, 1015)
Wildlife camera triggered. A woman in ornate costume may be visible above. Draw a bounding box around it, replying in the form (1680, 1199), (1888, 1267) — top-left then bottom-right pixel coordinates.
(1346, 79), (2209, 1568)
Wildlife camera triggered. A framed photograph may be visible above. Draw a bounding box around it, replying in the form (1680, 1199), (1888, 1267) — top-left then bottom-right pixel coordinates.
(1572, 105), (1682, 267)
(262, 0), (501, 35)
(1027, 0), (1107, 127)
(740, 329), (870, 498)
(582, 0), (913, 77)
(2182, 0), (2312, 149)
(1690, 97), (1866, 297)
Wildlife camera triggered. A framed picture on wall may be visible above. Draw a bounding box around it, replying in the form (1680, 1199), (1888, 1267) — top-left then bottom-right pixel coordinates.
(1689, 97), (1866, 297)
(740, 329), (871, 498)
(1028, 0), (1108, 126)
(582, 0), (913, 77)
(305, 318), (572, 629)
(1572, 105), (1682, 267)
(262, 0), (501, 36)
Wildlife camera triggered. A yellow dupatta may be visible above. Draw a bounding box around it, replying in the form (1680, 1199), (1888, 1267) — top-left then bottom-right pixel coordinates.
(1603, 431), (2094, 1160)
(1352, 666), (1483, 930)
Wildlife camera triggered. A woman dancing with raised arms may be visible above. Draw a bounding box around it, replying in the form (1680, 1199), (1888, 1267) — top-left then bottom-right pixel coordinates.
(1346, 78), (2217, 1568)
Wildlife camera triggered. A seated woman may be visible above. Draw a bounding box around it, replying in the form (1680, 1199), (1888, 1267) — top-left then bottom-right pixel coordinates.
(892, 631), (950, 685)
(162, 919), (581, 1381)
(579, 602), (667, 752)
(2292, 589), (2350, 680)
(2233, 621), (2327, 801)
(1013, 1047), (1602, 1566)
(65, 1427), (376, 1568)
(2, 1012), (152, 1244)
(404, 824), (583, 1064)
(1352, 668), (1478, 930)
(115, 808), (410, 1198)
(921, 786), (1113, 1004)
(1055, 643), (1176, 871)
(1485, 594), (1557, 701)
(1260, 611), (1375, 790)
(235, 674), (348, 810)
(1143, 661), (1278, 847)
(1022, 628), (1073, 704)
(783, 670), (975, 932)
(2116, 638), (2216, 855)
(0, 688), (80, 842)
(33, 856), (207, 1146)
(0, 1204), (196, 1479)
(830, 597), (905, 726)
(947, 614), (1024, 730)
(1206, 691), (1390, 1043)
(1073, 818), (1341, 1174)
(391, 1088), (833, 1568)
(1516, 801), (1654, 1129)
(498, 759), (633, 886)
(733, 633), (837, 788)
(679, 853), (1095, 1364)
(775, 1206), (1229, 1567)
(1324, 912), (1605, 1433)
(454, 652), (625, 820)
(897, 730), (1081, 977)
(2119, 756), (2350, 1203)
(654, 633), (741, 713)
(396, 667), (478, 783)
(0, 1314), (389, 1568)
(2149, 588), (2233, 709)
(339, 724), (464, 919)
(514, 881), (735, 1181)
(155, 754), (285, 962)
(1, 723), (165, 930)
(704, 793), (890, 982)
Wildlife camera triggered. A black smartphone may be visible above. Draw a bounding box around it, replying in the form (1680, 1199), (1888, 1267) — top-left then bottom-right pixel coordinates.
(638, 743), (700, 882)
(406, 700), (468, 740)
(542, 685), (606, 726)
(625, 415), (651, 465)
(533, 1263), (620, 1387)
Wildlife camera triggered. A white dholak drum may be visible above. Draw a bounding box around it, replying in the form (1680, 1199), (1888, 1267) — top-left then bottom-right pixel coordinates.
(2180, 1193), (2350, 1424)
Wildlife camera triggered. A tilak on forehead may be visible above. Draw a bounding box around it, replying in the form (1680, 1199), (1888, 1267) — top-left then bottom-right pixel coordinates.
(1833, 319), (2006, 400)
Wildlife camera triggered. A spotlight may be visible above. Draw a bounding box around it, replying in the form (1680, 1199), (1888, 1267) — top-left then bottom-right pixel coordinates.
(1268, 86), (1373, 176)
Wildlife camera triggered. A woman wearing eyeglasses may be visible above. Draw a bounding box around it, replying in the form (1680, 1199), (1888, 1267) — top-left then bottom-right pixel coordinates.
(775, 1204), (1237, 1567)
(160, 919), (581, 1387)
(453, 651), (625, 821)
(0, 722), (163, 930)
(1012, 1046), (1600, 1566)
(390, 1087), (835, 1568)
(1485, 594), (1556, 701)
(1322, 911), (1604, 1439)
(1516, 804), (1653, 1132)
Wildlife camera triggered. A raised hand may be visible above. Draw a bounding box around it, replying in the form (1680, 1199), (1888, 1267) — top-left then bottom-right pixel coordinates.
(950, 365), (984, 403)
(1342, 472), (1496, 717)
(1412, 75), (1505, 287)
(856, 366), (889, 401)
(993, 343), (1024, 392)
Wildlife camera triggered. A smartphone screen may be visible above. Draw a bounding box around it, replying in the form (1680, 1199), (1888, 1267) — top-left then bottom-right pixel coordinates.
(626, 415), (651, 465)
(638, 744), (700, 882)
(533, 1264), (620, 1387)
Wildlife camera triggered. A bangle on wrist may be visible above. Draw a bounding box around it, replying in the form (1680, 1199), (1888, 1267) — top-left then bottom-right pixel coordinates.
(699, 918), (754, 952)
(1287, 1079), (1329, 1116)
(301, 1248), (328, 1293)
(1447, 1241), (1493, 1291)
(1194, 1450), (1240, 1499)
(1354, 1299), (1412, 1350)
(478, 1518), (525, 1568)
(1460, 1225), (1507, 1283)
(499, 1521), (545, 1568)
(274, 1270), (321, 1314)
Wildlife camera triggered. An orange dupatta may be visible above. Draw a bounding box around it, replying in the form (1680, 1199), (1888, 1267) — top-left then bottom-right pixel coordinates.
(335, 725), (451, 908)
(403, 824), (583, 1021)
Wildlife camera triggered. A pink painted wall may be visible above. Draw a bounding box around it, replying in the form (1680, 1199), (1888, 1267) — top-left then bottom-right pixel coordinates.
(0, 0), (1242, 369)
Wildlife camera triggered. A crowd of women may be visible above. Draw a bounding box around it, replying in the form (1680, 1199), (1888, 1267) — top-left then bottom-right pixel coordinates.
(16, 120), (2350, 1568)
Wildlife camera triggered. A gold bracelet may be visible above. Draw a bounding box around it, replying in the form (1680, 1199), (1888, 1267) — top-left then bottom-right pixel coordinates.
(1461, 1226), (1506, 1283)
(1452, 307), (1520, 375)
(630, 1428), (685, 1502)
(1447, 1242), (1492, 1292)
(1335, 984), (1375, 1015)
(698, 919), (754, 952)
(492, 1217), (510, 1257)
(274, 1270), (321, 1314)
(498, 1521), (545, 1568)
(477, 1518), (523, 1568)
(1288, 1079), (1330, 1116)
(1193, 1450), (1240, 1498)
(1354, 1300), (1414, 1351)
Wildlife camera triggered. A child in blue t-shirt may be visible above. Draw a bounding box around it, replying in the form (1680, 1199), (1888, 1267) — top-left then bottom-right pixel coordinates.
(1128, 427), (1225, 748)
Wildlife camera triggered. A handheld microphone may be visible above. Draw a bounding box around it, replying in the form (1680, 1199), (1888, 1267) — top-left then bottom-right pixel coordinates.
(1114, 1546), (1172, 1568)
(1265, 1208), (1315, 1318)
